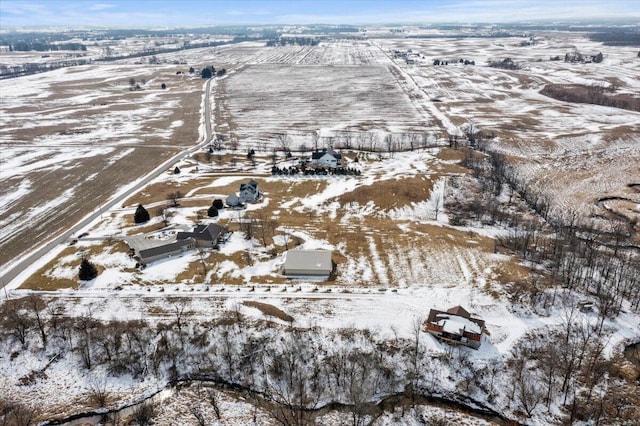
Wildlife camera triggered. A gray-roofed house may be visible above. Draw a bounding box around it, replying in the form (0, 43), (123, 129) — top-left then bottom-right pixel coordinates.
(311, 148), (342, 168)
(176, 223), (230, 248)
(138, 238), (196, 265)
(226, 193), (243, 208)
(239, 179), (261, 203)
(280, 249), (333, 279)
(424, 305), (486, 349)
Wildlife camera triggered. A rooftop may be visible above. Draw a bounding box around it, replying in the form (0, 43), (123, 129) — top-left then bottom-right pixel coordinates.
(283, 249), (333, 273)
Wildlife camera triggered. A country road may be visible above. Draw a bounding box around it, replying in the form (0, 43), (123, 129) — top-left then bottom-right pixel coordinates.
(0, 78), (216, 290)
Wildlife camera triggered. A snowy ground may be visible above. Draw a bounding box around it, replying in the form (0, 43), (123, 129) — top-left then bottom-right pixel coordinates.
(374, 34), (640, 220)
(2, 30), (639, 425)
(7, 145), (640, 362)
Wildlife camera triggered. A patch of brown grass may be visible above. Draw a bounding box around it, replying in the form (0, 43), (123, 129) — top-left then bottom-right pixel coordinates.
(174, 253), (212, 283)
(20, 241), (123, 290)
(436, 148), (464, 162)
(123, 177), (213, 207)
(125, 221), (166, 235)
(337, 176), (433, 211)
(243, 301), (294, 322)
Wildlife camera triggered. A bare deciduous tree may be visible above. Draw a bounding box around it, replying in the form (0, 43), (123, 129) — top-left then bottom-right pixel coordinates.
(166, 191), (183, 208)
(26, 295), (48, 349)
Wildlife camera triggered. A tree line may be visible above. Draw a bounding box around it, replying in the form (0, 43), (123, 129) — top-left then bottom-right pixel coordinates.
(446, 131), (640, 318)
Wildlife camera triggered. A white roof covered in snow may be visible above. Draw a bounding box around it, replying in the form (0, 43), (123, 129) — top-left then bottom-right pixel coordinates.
(435, 314), (482, 335)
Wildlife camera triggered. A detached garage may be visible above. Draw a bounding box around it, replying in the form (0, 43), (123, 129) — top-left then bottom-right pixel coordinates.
(281, 250), (333, 279)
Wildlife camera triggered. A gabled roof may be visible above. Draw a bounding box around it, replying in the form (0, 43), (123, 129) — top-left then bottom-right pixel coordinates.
(434, 313), (482, 335)
(226, 194), (242, 206)
(312, 148), (341, 160)
(446, 305), (470, 318)
(240, 179), (259, 192)
(177, 223), (228, 242)
(427, 306), (485, 331)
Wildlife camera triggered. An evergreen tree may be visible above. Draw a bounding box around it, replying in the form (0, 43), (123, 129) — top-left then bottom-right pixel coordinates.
(79, 257), (98, 281)
(212, 199), (224, 210)
(134, 204), (150, 224)
(207, 204), (218, 217)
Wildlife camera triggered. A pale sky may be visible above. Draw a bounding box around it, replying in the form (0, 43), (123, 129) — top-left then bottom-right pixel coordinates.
(1, 0), (639, 28)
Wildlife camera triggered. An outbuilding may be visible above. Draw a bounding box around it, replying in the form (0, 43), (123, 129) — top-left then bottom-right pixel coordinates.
(280, 250), (333, 279)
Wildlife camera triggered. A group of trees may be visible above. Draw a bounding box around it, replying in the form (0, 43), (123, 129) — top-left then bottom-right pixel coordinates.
(540, 83), (640, 112)
(208, 199), (224, 218)
(265, 37), (320, 47)
(4, 41), (86, 51)
(446, 130), (640, 316)
(488, 57), (521, 70)
(213, 131), (447, 158)
(0, 59), (91, 78)
(201, 66), (226, 79)
(433, 58), (475, 66)
(506, 314), (639, 423)
(564, 50), (604, 63)
(271, 165), (361, 176)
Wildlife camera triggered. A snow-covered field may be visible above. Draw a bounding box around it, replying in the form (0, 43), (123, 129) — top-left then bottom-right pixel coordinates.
(375, 34), (640, 219)
(1, 30), (639, 425)
(217, 63), (438, 148)
(0, 63), (203, 267)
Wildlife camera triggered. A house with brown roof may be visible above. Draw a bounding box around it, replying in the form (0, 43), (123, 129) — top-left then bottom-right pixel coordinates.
(424, 305), (485, 349)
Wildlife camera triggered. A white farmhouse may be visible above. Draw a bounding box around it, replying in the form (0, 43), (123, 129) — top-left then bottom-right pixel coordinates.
(311, 148), (342, 168)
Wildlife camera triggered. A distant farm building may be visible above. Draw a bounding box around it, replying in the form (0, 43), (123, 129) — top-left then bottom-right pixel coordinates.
(280, 250), (333, 279)
(425, 306), (485, 349)
(311, 148), (342, 168)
